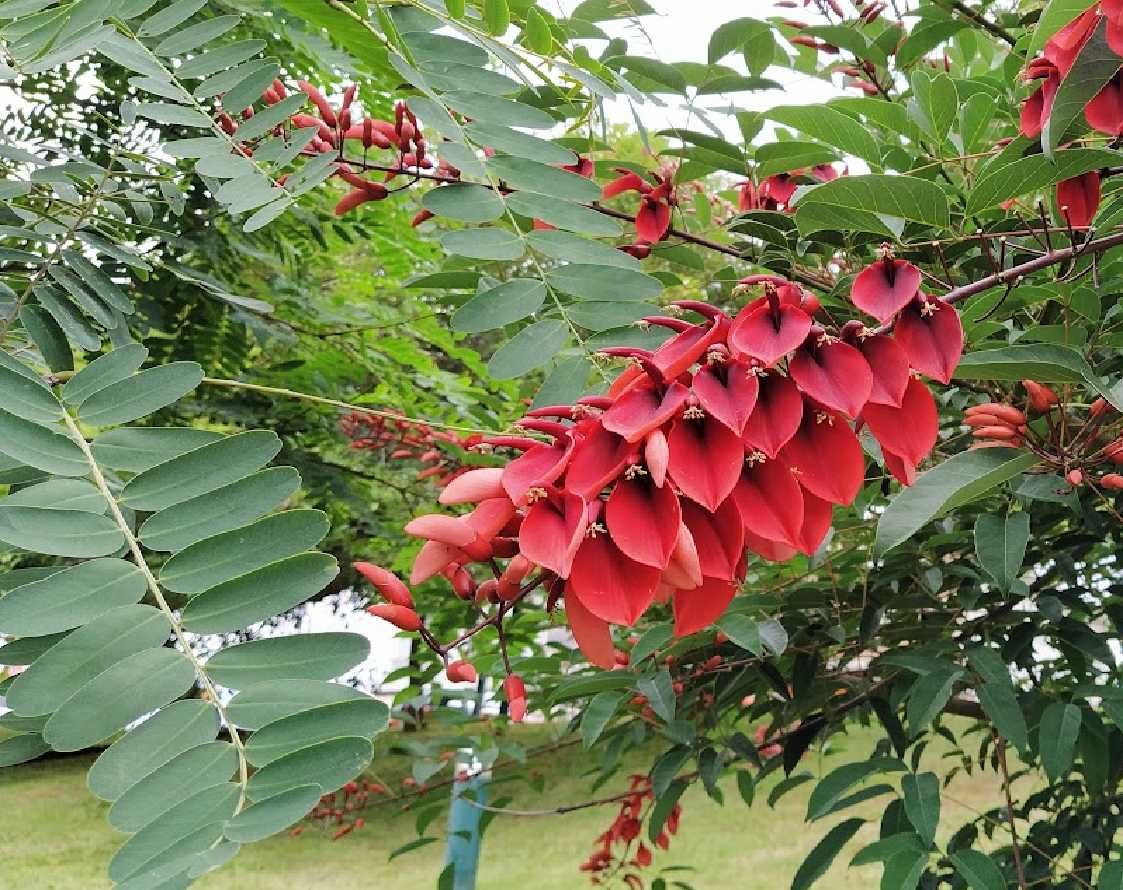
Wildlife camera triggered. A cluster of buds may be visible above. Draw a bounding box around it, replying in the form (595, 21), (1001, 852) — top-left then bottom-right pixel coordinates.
(339, 411), (481, 487)
(580, 775), (681, 886)
(966, 381), (1123, 491)
(738, 164), (840, 214)
(354, 266), (963, 716)
(301, 780), (387, 840)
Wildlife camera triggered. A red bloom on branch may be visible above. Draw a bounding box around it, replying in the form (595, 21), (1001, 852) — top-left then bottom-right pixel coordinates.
(602, 168), (677, 242)
(850, 252), (922, 323)
(1056, 170), (1101, 228)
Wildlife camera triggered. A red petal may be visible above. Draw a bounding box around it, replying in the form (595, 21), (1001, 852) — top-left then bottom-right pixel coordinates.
(568, 532), (661, 626)
(439, 467), (505, 504)
(731, 458), (804, 547)
(1056, 170), (1100, 228)
(605, 475), (680, 569)
(894, 296), (963, 384)
(788, 339), (873, 418)
(863, 376), (938, 466)
(602, 380), (690, 443)
(691, 359), (760, 434)
(779, 406), (865, 505)
(403, 514), (475, 547)
(463, 497), (518, 542)
(602, 171), (651, 199)
(635, 198), (671, 242)
(520, 491), (588, 577)
(857, 333), (910, 407)
(742, 373), (803, 459)
(744, 530), (797, 563)
(850, 258), (921, 323)
(564, 424), (635, 499)
(680, 498), (744, 581)
(883, 449), (919, 486)
(1086, 73), (1123, 136)
(673, 577), (737, 637)
(644, 428), (669, 487)
(794, 488), (833, 555)
(502, 440), (571, 504)
(662, 521), (703, 590)
(729, 303), (812, 366)
(667, 415), (744, 511)
(651, 318), (726, 379)
(565, 585), (617, 669)
(410, 540), (467, 584)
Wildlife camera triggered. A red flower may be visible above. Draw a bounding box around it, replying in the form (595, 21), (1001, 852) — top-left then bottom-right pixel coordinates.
(742, 371), (804, 458)
(1056, 170), (1101, 228)
(780, 404), (865, 505)
(863, 376), (939, 469)
(729, 287), (813, 366)
(1086, 70), (1123, 135)
(787, 332), (873, 418)
(894, 294), (963, 384)
(1020, 58), (1060, 139)
(850, 255), (922, 323)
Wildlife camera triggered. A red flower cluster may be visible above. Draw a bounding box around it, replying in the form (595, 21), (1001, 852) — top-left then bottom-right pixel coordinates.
(339, 411), (480, 487)
(357, 268), (961, 680)
(304, 780), (384, 840)
(738, 164), (840, 214)
(580, 775), (680, 886)
(1021, 1), (1123, 141)
(602, 167), (677, 247)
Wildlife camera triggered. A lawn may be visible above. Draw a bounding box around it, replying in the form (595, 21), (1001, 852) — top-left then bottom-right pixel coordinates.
(1, 721), (1010, 889)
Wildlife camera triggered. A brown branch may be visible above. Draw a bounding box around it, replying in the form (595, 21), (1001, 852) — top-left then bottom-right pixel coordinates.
(940, 0), (1017, 47)
(459, 790), (635, 817)
(996, 732), (1029, 890)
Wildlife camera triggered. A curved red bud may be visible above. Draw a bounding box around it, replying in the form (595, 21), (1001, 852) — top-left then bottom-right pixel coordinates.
(850, 257), (921, 322)
(1022, 379), (1060, 412)
(354, 562), (414, 608)
(856, 333), (910, 407)
(439, 467), (505, 504)
(603, 170), (651, 198)
(446, 660), (478, 683)
(410, 540), (467, 585)
(564, 425), (635, 499)
(780, 406), (865, 505)
(605, 474), (681, 569)
(673, 576), (737, 638)
(564, 585), (617, 669)
(367, 604), (421, 631)
(650, 317), (726, 379)
(644, 428), (669, 487)
(520, 489), (588, 577)
(691, 359), (759, 434)
(729, 302), (812, 366)
(497, 554), (533, 600)
(788, 338), (873, 418)
(680, 498), (744, 582)
(403, 514), (475, 547)
(602, 380), (690, 443)
(662, 521), (703, 590)
(894, 295), (963, 383)
(731, 458), (804, 547)
(742, 372), (803, 459)
(864, 376), (938, 467)
(667, 414), (744, 511)
(297, 80), (337, 126)
(1056, 171), (1100, 228)
(503, 674), (527, 722)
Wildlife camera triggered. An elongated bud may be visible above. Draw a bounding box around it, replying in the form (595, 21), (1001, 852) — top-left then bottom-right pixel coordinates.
(366, 603), (422, 631)
(445, 565), (476, 600)
(965, 403), (1026, 425)
(354, 562), (414, 608)
(476, 578), (499, 605)
(504, 674), (527, 722)
(1101, 473), (1123, 491)
(496, 554), (533, 600)
(972, 426), (1019, 440)
(297, 80), (337, 126)
(447, 660), (478, 683)
(1022, 379), (1059, 413)
(1091, 397), (1115, 418)
(963, 413), (1006, 429)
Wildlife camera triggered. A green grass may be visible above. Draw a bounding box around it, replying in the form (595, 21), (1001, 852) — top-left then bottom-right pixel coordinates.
(0, 722), (1009, 889)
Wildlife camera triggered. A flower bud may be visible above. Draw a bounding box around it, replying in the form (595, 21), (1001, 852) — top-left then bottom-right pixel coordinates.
(446, 660), (478, 683)
(1066, 469), (1084, 486)
(1022, 379), (1059, 413)
(504, 674), (527, 722)
(366, 603), (422, 631)
(1101, 473), (1123, 491)
(354, 562), (414, 608)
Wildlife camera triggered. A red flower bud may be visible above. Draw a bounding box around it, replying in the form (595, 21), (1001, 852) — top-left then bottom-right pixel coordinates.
(1101, 473), (1123, 491)
(504, 674), (527, 722)
(366, 603), (422, 631)
(1066, 469), (1084, 486)
(1022, 379), (1060, 413)
(354, 562), (414, 608)
(446, 660), (478, 683)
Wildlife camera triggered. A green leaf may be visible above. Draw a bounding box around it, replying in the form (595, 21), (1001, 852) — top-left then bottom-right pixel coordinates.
(759, 618), (789, 656)
(3, 479), (104, 512)
(1100, 859), (1123, 889)
(422, 184), (505, 222)
(109, 741), (237, 831)
(881, 850), (926, 890)
(246, 736), (372, 800)
(901, 772), (939, 848)
(463, 122), (575, 165)
(135, 102), (214, 128)
(807, 758), (904, 822)
(851, 833), (923, 866)
(791, 818), (865, 890)
(32, 284), (102, 351)
(0, 632), (69, 666)
(767, 105), (880, 166)
(956, 344), (1123, 411)
(974, 512), (1030, 591)
(1039, 702), (1082, 782)
(546, 264), (662, 301)
(0, 506), (124, 557)
(977, 684), (1029, 754)
(581, 690), (624, 748)
(440, 228), (525, 261)
(108, 782), (240, 883)
(507, 191), (621, 235)
(525, 7), (552, 52)
(708, 17), (768, 63)
(0, 363), (62, 427)
(61, 343), (148, 406)
(0, 558), (144, 636)
(794, 174), (950, 229)
(93, 426), (223, 473)
(76, 361), (203, 427)
(896, 20), (966, 68)
(967, 149), (1123, 214)
(226, 679), (367, 730)
(0, 733), (50, 767)
(1043, 20), (1122, 155)
(648, 778), (688, 842)
(88, 699), (219, 801)
(636, 670), (676, 722)
(0, 408), (87, 476)
(218, 60), (281, 114)
(911, 71), (957, 141)
(567, 301), (654, 331)
(444, 91), (555, 129)
(175, 40), (266, 78)
(120, 430), (282, 511)
(488, 156), (601, 202)
(717, 613), (762, 655)
(20, 304), (73, 372)
(139, 466), (301, 552)
(756, 141), (839, 179)
(907, 668), (963, 736)
(44, 647), (195, 752)
(875, 448), (1039, 555)
(224, 785), (321, 842)
(230, 93), (306, 141)
(61, 250), (131, 314)
(528, 231), (640, 268)
(205, 633), (370, 689)
(605, 55), (687, 93)
(1029, 0), (1099, 53)
(138, 0), (207, 36)
(180, 552), (339, 633)
(451, 279), (546, 333)
(245, 698), (388, 766)
(483, 0), (509, 34)
(159, 509), (328, 594)
(950, 850), (1008, 890)
(486, 319), (568, 379)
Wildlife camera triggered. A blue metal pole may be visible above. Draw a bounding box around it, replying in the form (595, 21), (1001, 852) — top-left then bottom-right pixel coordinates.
(444, 753), (489, 890)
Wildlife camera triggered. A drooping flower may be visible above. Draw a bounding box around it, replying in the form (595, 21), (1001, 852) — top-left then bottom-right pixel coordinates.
(1056, 170), (1101, 228)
